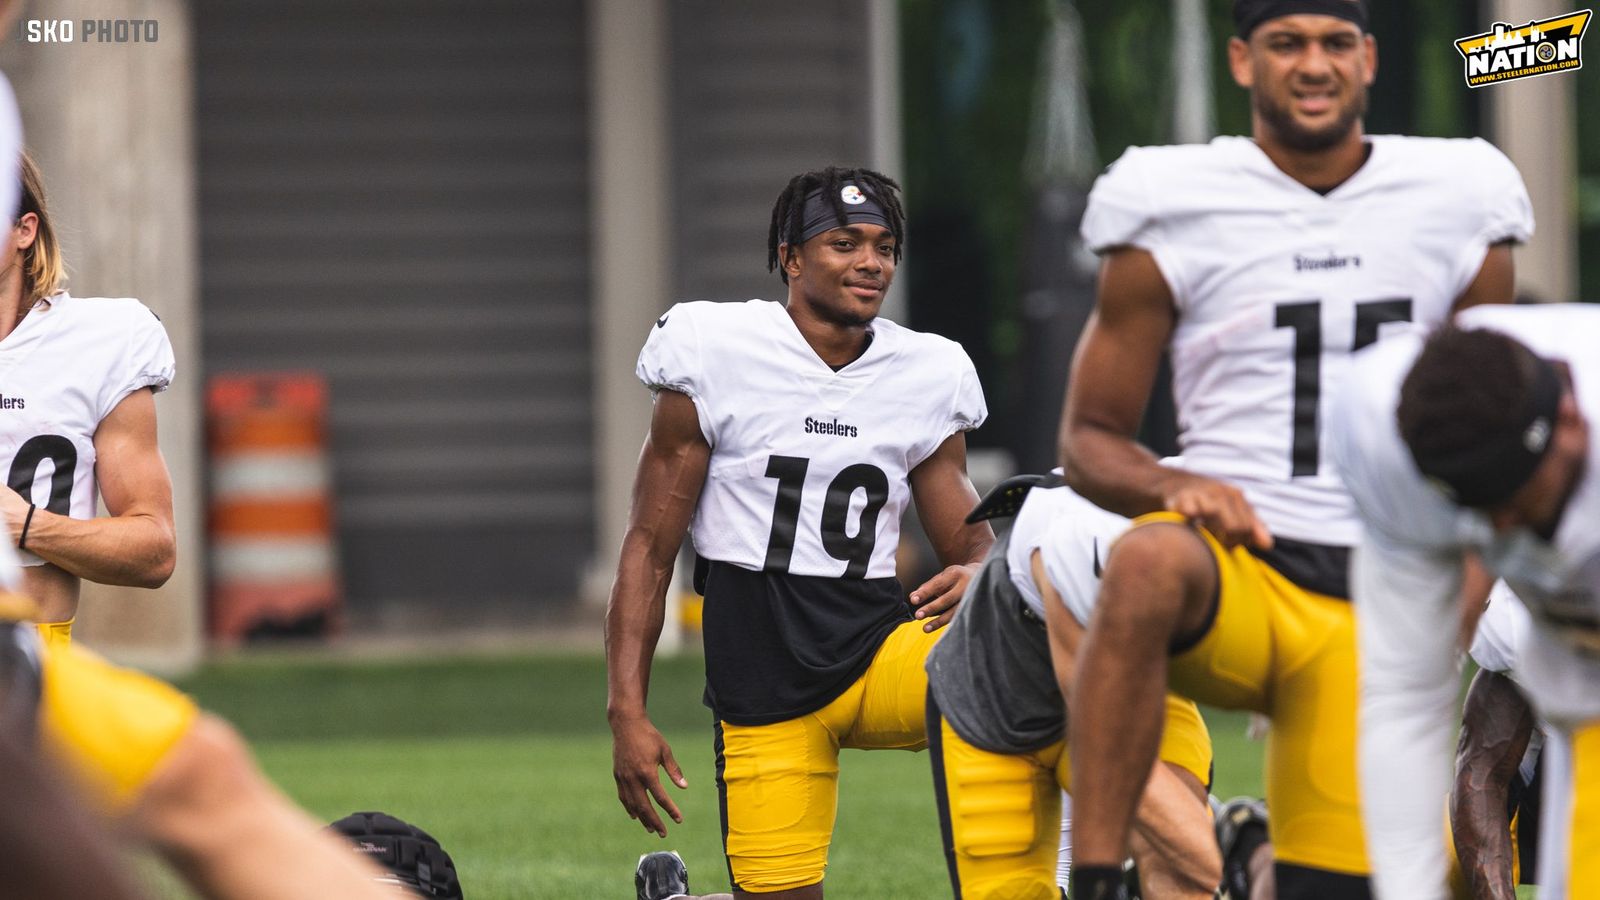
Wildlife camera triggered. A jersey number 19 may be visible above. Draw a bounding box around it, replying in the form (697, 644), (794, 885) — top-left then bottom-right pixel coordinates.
(764, 455), (889, 579)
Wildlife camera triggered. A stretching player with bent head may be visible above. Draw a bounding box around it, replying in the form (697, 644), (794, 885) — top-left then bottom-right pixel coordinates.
(1057, 2), (1530, 898)
(1331, 308), (1600, 898)
(925, 473), (1220, 899)
(607, 167), (993, 898)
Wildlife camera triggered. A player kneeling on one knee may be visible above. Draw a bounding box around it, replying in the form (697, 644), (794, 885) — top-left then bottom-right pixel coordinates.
(925, 473), (1220, 899)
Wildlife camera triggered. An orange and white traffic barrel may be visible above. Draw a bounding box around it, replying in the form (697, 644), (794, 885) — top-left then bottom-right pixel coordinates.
(206, 374), (340, 642)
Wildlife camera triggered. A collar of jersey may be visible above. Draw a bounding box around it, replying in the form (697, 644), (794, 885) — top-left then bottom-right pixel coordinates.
(1225, 134), (1380, 202)
(766, 299), (889, 377)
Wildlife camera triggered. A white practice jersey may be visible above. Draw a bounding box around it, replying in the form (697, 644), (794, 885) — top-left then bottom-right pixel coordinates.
(637, 299), (985, 579)
(1331, 303), (1600, 898)
(1469, 584), (1548, 792)
(0, 293), (174, 567)
(1083, 135), (1532, 545)
(1470, 581), (1532, 677)
(1005, 472), (1133, 626)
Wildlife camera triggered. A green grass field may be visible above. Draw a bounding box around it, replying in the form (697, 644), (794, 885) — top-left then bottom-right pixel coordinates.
(143, 652), (1271, 898)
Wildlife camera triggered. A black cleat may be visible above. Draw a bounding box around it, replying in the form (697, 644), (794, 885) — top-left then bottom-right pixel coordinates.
(1214, 796), (1269, 900)
(635, 850), (690, 900)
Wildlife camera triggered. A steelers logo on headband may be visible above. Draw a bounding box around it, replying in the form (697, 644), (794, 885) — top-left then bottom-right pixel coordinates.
(796, 183), (894, 244)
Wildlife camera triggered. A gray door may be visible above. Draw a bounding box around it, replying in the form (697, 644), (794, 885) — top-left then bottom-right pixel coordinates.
(197, 0), (592, 626)
(670, 1), (874, 303)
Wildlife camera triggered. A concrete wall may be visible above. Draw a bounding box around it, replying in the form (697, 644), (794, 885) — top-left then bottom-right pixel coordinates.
(1487, 0), (1579, 302)
(1, 0), (200, 673)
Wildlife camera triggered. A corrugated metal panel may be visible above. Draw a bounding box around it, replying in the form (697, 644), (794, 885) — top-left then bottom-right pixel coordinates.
(196, 0), (592, 617)
(670, 2), (874, 303)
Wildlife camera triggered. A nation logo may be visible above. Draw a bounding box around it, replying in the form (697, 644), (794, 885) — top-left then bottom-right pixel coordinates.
(1455, 9), (1591, 88)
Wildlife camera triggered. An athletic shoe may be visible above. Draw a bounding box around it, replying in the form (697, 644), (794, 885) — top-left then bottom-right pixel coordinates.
(635, 850), (690, 900)
(1214, 796), (1269, 900)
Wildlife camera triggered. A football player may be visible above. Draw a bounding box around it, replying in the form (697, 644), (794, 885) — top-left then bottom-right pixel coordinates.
(0, 154), (177, 646)
(1056, 2), (1531, 898)
(1330, 307), (1599, 897)
(607, 166), (993, 897)
(0, 539), (398, 899)
(924, 472), (1220, 899)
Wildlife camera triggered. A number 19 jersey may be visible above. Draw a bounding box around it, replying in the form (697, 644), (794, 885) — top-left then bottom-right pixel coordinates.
(637, 299), (986, 724)
(1082, 135), (1533, 547)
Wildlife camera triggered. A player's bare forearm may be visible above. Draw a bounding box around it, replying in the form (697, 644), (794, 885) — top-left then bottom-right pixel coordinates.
(1059, 247), (1181, 517)
(906, 433), (992, 630)
(606, 392), (705, 835)
(604, 534), (673, 724)
(1059, 420), (1175, 518)
(1451, 669), (1533, 900)
(1129, 762), (1222, 898)
(134, 715), (400, 900)
(605, 389), (709, 722)
(18, 386), (179, 588)
(1039, 559), (1084, 695)
(910, 432), (992, 568)
(11, 510), (175, 588)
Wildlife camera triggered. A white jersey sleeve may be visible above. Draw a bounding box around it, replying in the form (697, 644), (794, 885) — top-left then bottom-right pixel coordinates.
(99, 301), (175, 421)
(1004, 477), (1131, 624)
(1469, 582), (1530, 676)
(911, 345), (986, 468)
(1080, 148), (1185, 299)
(1446, 139), (1533, 299)
(636, 301), (717, 445)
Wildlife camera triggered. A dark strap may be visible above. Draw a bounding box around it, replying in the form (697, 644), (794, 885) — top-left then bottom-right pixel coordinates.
(964, 472), (1065, 524)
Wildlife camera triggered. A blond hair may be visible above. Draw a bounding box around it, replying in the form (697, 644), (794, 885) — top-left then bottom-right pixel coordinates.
(16, 154), (63, 305)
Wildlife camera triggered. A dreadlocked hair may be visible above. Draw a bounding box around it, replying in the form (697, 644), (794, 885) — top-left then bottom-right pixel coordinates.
(766, 166), (906, 284)
(1397, 326), (1539, 467)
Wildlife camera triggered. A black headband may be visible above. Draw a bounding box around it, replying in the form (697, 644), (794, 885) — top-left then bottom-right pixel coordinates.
(795, 182), (893, 244)
(1234, 0), (1367, 38)
(1407, 354), (1563, 508)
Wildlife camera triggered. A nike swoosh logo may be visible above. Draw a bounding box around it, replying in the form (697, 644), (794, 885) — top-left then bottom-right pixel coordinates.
(1092, 538), (1103, 579)
(656, 315), (669, 328)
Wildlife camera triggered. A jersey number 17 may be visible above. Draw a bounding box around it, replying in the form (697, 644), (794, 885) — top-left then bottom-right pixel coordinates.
(1275, 298), (1411, 476)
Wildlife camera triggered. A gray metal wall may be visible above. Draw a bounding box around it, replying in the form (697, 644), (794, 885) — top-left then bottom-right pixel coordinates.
(669, 1), (874, 303)
(196, 0), (592, 625)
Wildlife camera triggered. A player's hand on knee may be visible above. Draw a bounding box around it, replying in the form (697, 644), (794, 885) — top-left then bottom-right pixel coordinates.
(610, 716), (686, 837)
(1161, 475), (1272, 551)
(909, 563), (977, 632)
